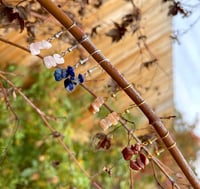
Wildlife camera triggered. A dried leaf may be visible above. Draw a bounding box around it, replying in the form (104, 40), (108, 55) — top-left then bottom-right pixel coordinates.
(93, 0), (104, 8)
(106, 22), (127, 42)
(91, 24), (101, 37)
(0, 3), (25, 32)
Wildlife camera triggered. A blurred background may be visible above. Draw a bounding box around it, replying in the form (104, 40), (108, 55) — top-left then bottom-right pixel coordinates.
(0, 0), (199, 188)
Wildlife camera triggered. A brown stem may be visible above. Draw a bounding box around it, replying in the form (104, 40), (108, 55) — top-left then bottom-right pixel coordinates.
(0, 81), (19, 164)
(36, 1), (200, 188)
(0, 37), (43, 59)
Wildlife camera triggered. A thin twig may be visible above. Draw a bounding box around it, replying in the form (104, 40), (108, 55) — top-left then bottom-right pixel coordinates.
(0, 80), (19, 164)
(0, 73), (102, 189)
(151, 160), (165, 189)
(0, 37), (43, 59)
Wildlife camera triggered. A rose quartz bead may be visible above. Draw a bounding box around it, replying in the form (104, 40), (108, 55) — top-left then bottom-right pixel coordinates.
(100, 118), (112, 130)
(30, 43), (40, 55)
(43, 56), (56, 69)
(38, 40), (52, 49)
(53, 54), (64, 64)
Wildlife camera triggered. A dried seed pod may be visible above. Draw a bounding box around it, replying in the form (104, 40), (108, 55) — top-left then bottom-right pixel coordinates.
(130, 159), (141, 171)
(139, 153), (149, 166)
(131, 143), (141, 154)
(121, 146), (134, 160)
(92, 133), (111, 150)
(136, 155), (145, 169)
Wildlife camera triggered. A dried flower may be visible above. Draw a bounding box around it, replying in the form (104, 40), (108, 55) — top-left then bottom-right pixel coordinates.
(136, 155), (145, 169)
(139, 152), (149, 166)
(131, 143), (141, 154)
(92, 133), (111, 150)
(129, 153), (149, 171)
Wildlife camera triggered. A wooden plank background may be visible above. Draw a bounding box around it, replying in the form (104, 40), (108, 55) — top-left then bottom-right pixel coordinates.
(0, 0), (173, 138)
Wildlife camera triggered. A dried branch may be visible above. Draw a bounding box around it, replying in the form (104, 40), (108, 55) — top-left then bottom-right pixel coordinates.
(0, 73), (102, 189)
(0, 37), (43, 59)
(0, 80), (19, 164)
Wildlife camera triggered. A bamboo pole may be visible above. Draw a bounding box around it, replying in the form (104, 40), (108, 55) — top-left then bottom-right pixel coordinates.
(37, 0), (200, 188)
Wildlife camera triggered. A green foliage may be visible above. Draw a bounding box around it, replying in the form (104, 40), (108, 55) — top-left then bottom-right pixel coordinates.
(0, 64), (91, 188)
(1, 63), (198, 188)
(0, 64), (143, 189)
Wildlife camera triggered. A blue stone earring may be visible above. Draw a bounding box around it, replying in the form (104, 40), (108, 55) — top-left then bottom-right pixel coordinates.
(54, 66), (85, 92)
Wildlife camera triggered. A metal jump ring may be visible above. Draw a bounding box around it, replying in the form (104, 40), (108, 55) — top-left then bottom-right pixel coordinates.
(161, 131), (169, 140)
(99, 58), (109, 65)
(168, 142), (176, 150)
(91, 49), (101, 56)
(79, 35), (89, 44)
(123, 83), (132, 90)
(138, 100), (145, 107)
(67, 22), (76, 31)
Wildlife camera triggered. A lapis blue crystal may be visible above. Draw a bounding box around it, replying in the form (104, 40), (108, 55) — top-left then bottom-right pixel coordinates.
(54, 68), (63, 81)
(54, 66), (84, 92)
(67, 66), (75, 77)
(61, 69), (68, 78)
(78, 74), (84, 83)
(64, 78), (74, 92)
